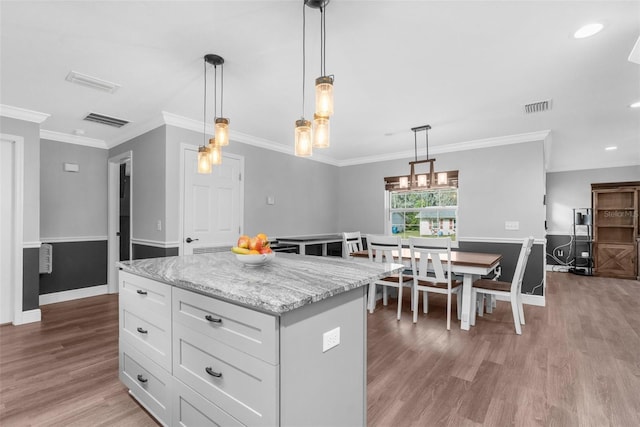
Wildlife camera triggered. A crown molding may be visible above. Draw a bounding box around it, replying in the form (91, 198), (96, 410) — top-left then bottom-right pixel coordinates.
(40, 130), (107, 149)
(0, 104), (50, 123)
(106, 113), (166, 148)
(337, 130), (552, 167)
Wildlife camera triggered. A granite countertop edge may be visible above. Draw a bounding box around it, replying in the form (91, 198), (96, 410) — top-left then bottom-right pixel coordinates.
(118, 252), (404, 316)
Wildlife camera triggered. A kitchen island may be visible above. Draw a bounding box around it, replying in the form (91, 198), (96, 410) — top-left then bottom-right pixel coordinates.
(118, 251), (402, 427)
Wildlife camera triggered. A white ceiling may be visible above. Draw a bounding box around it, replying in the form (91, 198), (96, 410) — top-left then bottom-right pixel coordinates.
(1, 1), (639, 172)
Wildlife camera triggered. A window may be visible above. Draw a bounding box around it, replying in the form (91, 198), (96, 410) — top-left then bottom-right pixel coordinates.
(386, 181), (458, 240)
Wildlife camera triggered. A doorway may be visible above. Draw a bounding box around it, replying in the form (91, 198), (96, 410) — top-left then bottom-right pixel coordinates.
(0, 134), (24, 325)
(180, 145), (244, 255)
(107, 151), (132, 294)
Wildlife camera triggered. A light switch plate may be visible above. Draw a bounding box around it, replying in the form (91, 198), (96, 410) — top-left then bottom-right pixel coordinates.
(505, 221), (520, 230)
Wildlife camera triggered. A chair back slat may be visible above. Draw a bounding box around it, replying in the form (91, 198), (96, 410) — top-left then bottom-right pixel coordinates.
(342, 231), (363, 258)
(366, 234), (403, 264)
(512, 236), (534, 293)
(409, 237), (452, 287)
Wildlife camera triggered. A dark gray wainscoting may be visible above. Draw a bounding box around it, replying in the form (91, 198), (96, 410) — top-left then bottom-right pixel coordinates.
(23, 248), (40, 310)
(132, 244), (179, 260)
(545, 234), (572, 267)
(39, 241), (107, 295)
(458, 240), (544, 296)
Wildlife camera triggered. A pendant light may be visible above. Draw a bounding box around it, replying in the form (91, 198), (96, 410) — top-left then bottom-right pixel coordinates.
(309, 0), (334, 118)
(312, 113), (330, 148)
(197, 56), (213, 174)
(306, 0), (333, 149)
(295, 1), (313, 157)
(207, 54), (230, 147)
(208, 138), (222, 165)
(409, 125), (435, 189)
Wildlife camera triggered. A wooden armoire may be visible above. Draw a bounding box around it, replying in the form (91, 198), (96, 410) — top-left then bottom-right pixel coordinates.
(592, 181), (640, 280)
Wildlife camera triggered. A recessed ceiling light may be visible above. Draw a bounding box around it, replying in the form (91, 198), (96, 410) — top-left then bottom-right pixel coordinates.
(605, 146), (617, 151)
(630, 101), (640, 108)
(574, 23), (604, 39)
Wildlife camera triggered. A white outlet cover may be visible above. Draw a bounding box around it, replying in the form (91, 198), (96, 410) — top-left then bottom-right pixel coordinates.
(322, 327), (340, 353)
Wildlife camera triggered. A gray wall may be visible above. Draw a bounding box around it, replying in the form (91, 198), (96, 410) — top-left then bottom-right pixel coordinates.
(40, 139), (108, 238)
(338, 140), (546, 240)
(1, 116), (40, 310)
(109, 126), (168, 243)
(546, 165), (640, 235)
(166, 126), (341, 240)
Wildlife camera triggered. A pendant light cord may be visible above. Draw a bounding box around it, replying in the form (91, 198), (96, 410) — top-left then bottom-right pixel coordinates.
(425, 128), (429, 160)
(413, 129), (418, 162)
(321, 4), (327, 76)
(302, 1), (306, 118)
(220, 63), (224, 117)
(214, 65), (218, 120)
(203, 60), (207, 145)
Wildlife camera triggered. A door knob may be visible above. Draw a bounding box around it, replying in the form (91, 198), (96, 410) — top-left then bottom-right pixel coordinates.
(186, 237), (199, 243)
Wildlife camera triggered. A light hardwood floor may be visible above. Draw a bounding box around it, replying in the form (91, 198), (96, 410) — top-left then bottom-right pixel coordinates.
(1, 272), (639, 426)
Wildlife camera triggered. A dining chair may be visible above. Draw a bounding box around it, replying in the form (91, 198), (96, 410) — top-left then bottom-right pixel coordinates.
(470, 236), (534, 335)
(366, 234), (412, 320)
(409, 237), (461, 330)
(342, 231), (363, 258)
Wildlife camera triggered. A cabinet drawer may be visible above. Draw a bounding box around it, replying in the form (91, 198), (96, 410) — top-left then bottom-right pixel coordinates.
(121, 307), (171, 371)
(120, 341), (171, 426)
(172, 377), (245, 427)
(119, 271), (171, 320)
(173, 287), (278, 364)
(173, 323), (278, 427)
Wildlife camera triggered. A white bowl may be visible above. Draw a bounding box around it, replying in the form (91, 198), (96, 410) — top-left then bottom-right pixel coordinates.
(235, 252), (276, 266)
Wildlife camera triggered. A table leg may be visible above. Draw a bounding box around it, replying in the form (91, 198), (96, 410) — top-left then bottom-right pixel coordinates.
(460, 273), (478, 330)
(322, 243), (328, 256)
(299, 243), (306, 255)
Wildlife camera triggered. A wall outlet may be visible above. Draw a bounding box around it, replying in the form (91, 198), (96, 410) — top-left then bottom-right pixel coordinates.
(156, 220), (162, 231)
(322, 327), (340, 353)
(505, 221), (520, 231)
(266, 196), (275, 205)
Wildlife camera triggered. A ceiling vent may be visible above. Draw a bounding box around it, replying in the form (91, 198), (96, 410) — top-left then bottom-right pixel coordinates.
(524, 99), (552, 114)
(83, 112), (129, 128)
(66, 71), (121, 93)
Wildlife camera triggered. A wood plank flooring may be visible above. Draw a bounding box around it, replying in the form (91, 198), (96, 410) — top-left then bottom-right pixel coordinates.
(1, 272), (639, 426)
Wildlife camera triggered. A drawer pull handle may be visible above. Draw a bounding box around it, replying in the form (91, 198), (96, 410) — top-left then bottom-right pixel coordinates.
(205, 314), (222, 323)
(136, 289), (148, 295)
(205, 367), (222, 378)
(136, 327), (148, 334)
(137, 374), (148, 383)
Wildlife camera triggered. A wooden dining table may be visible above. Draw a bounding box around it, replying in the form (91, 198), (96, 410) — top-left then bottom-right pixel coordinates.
(351, 249), (502, 330)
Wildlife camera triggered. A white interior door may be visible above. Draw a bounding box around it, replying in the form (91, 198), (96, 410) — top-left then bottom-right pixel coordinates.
(0, 140), (14, 323)
(182, 148), (243, 255)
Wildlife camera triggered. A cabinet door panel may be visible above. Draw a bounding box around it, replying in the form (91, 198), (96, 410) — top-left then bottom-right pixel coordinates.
(595, 243), (636, 279)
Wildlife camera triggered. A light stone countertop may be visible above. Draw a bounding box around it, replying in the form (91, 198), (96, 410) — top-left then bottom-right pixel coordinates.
(118, 251), (403, 315)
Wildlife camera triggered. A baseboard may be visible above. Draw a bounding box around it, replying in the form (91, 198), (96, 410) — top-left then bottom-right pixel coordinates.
(522, 294), (545, 307)
(39, 284), (108, 306)
(18, 309), (41, 324)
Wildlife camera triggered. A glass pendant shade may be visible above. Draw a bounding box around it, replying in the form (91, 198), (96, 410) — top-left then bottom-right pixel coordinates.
(294, 119), (313, 157)
(315, 76), (334, 117)
(215, 118), (230, 146)
(208, 138), (222, 165)
(399, 176), (409, 189)
(312, 114), (330, 148)
(197, 146), (212, 174)
(417, 174), (428, 187)
(437, 172), (448, 185)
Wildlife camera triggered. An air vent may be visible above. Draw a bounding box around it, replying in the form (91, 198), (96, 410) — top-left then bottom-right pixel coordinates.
(66, 71), (120, 93)
(83, 112), (129, 128)
(524, 99), (552, 114)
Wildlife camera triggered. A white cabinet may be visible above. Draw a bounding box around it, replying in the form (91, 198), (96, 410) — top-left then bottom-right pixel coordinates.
(119, 269), (367, 427)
